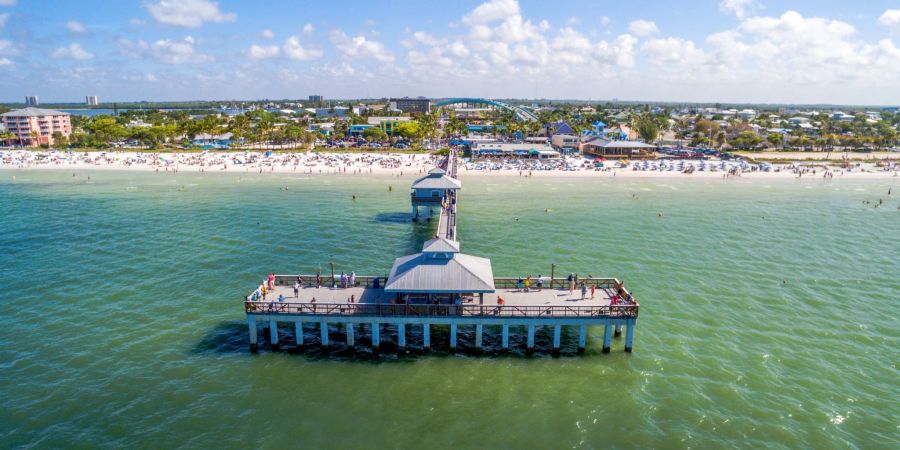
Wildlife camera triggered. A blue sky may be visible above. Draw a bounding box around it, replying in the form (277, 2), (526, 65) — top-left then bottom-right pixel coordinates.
(1, 0), (900, 104)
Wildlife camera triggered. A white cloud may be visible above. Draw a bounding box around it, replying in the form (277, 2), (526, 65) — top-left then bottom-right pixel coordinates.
(118, 36), (211, 64)
(462, 0), (520, 25)
(247, 44), (279, 59)
(628, 20), (659, 37)
(0, 39), (16, 56)
(413, 31), (442, 46)
(0, 0), (15, 5)
(51, 43), (94, 60)
(0, 57), (12, 67)
(144, 0), (236, 28)
(65, 20), (86, 33)
(331, 30), (394, 62)
(642, 37), (705, 65)
(601, 16), (611, 27)
(566, 16), (580, 25)
(303, 23), (315, 34)
(878, 9), (900, 27)
(719, 0), (760, 19)
(283, 36), (323, 60)
(129, 18), (145, 26)
(260, 29), (274, 39)
(0, 13), (8, 28)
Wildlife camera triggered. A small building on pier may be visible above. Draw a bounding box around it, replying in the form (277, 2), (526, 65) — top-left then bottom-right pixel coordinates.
(410, 168), (460, 220)
(384, 237), (495, 303)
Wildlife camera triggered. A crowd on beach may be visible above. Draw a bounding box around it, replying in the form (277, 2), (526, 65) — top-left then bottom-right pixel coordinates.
(1, 149), (897, 178)
(0, 149), (440, 175)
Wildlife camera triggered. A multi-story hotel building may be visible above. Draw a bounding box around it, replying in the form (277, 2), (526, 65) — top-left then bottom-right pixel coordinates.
(1, 107), (72, 146)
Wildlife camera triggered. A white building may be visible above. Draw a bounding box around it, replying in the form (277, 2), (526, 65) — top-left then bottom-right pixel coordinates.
(86, 96), (99, 106)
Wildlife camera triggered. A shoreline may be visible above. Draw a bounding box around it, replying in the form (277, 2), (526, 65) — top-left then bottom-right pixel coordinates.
(2, 150), (898, 179)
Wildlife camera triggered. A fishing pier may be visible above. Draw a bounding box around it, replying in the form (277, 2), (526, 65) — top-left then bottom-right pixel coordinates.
(245, 149), (639, 354)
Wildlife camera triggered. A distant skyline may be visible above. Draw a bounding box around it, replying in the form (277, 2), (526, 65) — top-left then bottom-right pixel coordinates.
(1, 0), (900, 105)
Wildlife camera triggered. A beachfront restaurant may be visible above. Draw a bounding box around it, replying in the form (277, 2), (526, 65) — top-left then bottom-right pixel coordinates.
(581, 138), (657, 159)
(384, 237), (496, 304)
(470, 142), (560, 160)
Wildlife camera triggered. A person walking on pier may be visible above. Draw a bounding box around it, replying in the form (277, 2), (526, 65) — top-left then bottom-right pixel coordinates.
(340, 272), (346, 289)
(590, 284), (596, 299)
(316, 272), (321, 288)
(537, 274), (543, 290)
(268, 273), (276, 290)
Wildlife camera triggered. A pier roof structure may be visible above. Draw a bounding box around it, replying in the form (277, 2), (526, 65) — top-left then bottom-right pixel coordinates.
(411, 169), (462, 190)
(384, 240), (495, 293)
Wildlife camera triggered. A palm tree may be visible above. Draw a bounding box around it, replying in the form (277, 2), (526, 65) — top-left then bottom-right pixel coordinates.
(29, 130), (40, 147)
(0, 130), (15, 146)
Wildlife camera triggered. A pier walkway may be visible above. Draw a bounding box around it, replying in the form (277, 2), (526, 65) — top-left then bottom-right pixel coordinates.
(245, 147), (639, 354)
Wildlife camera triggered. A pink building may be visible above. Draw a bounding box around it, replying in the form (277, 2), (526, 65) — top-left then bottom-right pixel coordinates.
(1, 107), (72, 146)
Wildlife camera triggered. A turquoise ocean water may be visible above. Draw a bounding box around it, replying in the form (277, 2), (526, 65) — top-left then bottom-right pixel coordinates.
(0, 170), (897, 448)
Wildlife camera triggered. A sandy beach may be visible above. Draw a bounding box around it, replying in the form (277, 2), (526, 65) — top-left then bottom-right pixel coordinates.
(1, 149), (898, 179)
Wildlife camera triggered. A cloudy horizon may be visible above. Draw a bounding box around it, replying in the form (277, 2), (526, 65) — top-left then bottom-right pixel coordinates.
(1, 0), (900, 105)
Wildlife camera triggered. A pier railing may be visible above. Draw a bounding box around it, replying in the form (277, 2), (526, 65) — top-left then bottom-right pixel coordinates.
(267, 275), (631, 295)
(245, 301), (638, 318)
(271, 274), (387, 288)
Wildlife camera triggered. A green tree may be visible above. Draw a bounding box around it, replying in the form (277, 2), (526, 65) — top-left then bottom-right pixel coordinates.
(766, 133), (782, 149)
(362, 126), (387, 141)
(51, 131), (68, 149)
(394, 122), (420, 140)
(636, 117), (659, 143)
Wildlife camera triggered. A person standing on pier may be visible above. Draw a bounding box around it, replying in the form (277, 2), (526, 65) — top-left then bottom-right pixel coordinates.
(580, 281), (587, 300)
(537, 275), (543, 290)
(340, 272), (346, 289)
(293, 280), (300, 298)
(590, 284), (596, 299)
(268, 273), (275, 290)
(568, 273), (575, 295)
(350, 271), (356, 288)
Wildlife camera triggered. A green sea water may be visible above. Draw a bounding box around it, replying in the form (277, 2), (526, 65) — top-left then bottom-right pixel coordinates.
(1, 170), (897, 449)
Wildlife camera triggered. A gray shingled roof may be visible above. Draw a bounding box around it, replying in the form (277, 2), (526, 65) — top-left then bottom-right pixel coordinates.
(422, 237), (460, 253)
(384, 252), (495, 293)
(1, 107), (70, 117)
(411, 172), (462, 190)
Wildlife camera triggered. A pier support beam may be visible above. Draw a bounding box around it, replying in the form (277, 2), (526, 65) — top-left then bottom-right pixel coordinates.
(269, 318), (279, 350)
(398, 323), (406, 350)
(423, 323), (431, 350)
(475, 323), (483, 351)
(602, 324), (612, 353)
(294, 321), (304, 347)
(577, 325), (587, 353)
(346, 323), (354, 348)
(248, 317), (258, 352)
(526, 324), (535, 354)
(320, 321), (329, 348)
(625, 321), (635, 353)
(450, 323), (458, 350)
(371, 322), (380, 349)
(552, 325), (561, 355)
(614, 324), (622, 338)
(501, 324), (509, 350)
